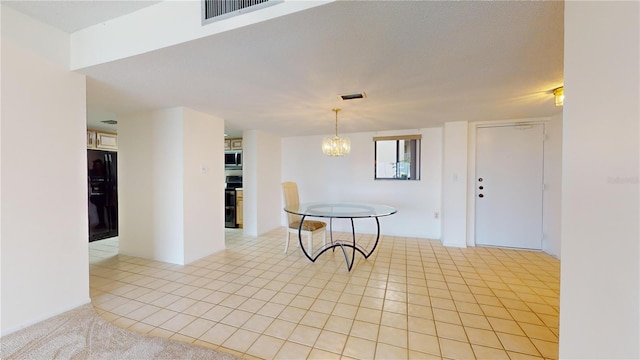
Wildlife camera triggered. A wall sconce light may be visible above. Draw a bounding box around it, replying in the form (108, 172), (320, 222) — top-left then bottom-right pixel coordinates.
(553, 86), (564, 107)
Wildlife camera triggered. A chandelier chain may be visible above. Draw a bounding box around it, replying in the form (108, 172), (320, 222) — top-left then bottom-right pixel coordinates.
(333, 108), (341, 137)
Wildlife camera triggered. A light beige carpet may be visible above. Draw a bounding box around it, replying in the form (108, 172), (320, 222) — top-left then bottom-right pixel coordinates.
(1, 304), (241, 360)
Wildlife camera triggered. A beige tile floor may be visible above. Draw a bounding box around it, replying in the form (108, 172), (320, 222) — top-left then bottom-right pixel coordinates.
(89, 228), (560, 360)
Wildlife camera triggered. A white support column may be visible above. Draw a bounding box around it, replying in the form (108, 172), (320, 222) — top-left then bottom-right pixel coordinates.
(1, 7), (89, 334)
(182, 108), (226, 263)
(119, 107), (225, 265)
(560, 2), (639, 358)
(242, 130), (282, 237)
(441, 121), (469, 248)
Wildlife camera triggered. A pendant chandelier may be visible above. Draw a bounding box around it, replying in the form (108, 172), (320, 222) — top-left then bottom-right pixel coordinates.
(322, 108), (351, 156)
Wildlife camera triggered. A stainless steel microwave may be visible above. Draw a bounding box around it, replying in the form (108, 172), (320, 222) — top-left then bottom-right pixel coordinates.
(225, 150), (242, 169)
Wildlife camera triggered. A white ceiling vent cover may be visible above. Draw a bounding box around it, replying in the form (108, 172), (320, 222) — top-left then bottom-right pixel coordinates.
(202, 0), (282, 24)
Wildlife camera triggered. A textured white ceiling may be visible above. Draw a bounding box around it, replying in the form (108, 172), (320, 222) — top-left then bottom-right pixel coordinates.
(3, 0), (161, 33)
(6, 1), (564, 137)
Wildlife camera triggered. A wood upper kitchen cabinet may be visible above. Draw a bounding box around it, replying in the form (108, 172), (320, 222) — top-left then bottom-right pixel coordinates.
(224, 138), (242, 151)
(87, 131), (97, 148)
(96, 132), (118, 150)
(230, 138), (242, 150)
(87, 130), (118, 150)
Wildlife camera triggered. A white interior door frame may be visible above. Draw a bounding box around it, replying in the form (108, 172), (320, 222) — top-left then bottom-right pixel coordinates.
(466, 118), (551, 247)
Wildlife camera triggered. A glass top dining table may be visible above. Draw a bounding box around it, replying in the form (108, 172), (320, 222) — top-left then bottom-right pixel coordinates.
(284, 202), (397, 219)
(284, 202), (397, 271)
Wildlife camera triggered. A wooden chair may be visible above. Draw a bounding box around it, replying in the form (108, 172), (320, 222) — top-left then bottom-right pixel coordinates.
(282, 182), (326, 254)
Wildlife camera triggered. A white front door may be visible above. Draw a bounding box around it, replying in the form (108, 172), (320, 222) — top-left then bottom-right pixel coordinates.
(475, 124), (544, 249)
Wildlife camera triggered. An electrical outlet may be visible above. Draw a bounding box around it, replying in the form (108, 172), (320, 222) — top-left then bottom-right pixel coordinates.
(434, 211), (439, 219)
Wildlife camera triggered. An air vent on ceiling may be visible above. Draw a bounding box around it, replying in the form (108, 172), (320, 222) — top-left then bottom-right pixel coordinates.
(340, 92), (367, 101)
(101, 120), (118, 125)
(202, 0), (281, 24)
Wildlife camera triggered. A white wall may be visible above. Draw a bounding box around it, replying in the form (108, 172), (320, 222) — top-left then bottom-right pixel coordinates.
(182, 108), (226, 263)
(560, 2), (639, 358)
(119, 107), (225, 265)
(1, 6), (69, 67)
(441, 121), (468, 247)
(281, 120), (561, 250)
(1, 8), (90, 334)
(243, 130), (282, 236)
(255, 132), (283, 235)
(119, 108), (185, 264)
(281, 128), (442, 239)
(542, 113), (562, 257)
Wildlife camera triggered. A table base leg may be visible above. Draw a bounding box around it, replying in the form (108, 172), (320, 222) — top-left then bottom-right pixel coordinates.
(298, 216), (382, 271)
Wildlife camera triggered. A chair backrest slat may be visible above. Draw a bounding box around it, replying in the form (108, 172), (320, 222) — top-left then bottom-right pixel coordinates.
(282, 181), (301, 226)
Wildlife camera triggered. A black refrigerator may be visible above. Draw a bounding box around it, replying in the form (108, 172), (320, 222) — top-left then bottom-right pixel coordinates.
(88, 149), (118, 242)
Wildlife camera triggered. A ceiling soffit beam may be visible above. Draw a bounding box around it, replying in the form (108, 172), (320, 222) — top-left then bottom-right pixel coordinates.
(69, 0), (333, 70)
